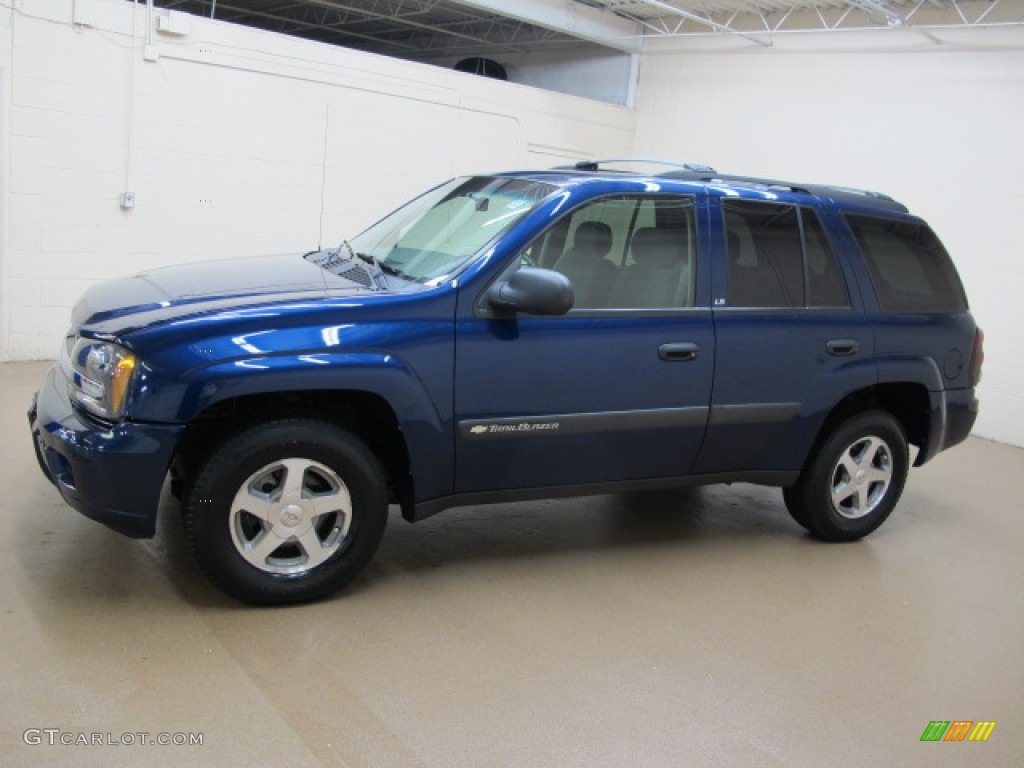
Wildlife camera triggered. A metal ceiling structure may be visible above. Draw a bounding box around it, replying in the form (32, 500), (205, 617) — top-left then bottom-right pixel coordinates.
(154, 0), (1024, 58)
(580, 0), (1023, 46)
(156, 0), (639, 57)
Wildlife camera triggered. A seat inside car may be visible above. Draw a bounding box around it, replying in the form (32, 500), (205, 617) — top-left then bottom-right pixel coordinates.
(553, 221), (617, 308)
(609, 227), (690, 308)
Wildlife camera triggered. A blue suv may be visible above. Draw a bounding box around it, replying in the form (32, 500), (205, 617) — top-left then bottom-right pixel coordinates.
(29, 160), (982, 603)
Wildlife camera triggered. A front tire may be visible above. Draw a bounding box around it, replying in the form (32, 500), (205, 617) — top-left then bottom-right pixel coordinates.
(784, 410), (908, 542)
(184, 419), (388, 604)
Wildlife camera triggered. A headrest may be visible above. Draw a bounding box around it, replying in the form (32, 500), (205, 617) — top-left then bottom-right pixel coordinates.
(572, 221), (613, 258)
(631, 228), (683, 268)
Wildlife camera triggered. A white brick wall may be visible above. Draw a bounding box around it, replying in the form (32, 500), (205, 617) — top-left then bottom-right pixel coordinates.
(0, 0), (635, 360)
(633, 28), (1024, 448)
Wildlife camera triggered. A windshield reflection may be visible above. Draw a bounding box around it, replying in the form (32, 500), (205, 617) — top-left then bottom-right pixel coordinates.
(343, 177), (555, 284)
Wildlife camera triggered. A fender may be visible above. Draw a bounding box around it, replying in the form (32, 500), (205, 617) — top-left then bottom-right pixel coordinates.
(124, 313), (457, 503)
(875, 354), (950, 465)
(875, 353), (944, 392)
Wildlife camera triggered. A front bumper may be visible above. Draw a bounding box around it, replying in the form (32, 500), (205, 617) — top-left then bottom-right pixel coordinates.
(28, 365), (185, 538)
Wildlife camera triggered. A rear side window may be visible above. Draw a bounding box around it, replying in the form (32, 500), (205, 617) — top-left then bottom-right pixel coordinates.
(803, 211), (850, 307)
(724, 201), (849, 308)
(845, 215), (967, 313)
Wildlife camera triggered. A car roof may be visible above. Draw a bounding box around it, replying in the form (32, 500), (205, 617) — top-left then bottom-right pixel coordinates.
(495, 159), (910, 215)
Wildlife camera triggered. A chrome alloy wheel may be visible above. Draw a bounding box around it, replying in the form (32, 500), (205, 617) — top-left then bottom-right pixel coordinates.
(229, 458), (352, 575)
(829, 436), (893, 519)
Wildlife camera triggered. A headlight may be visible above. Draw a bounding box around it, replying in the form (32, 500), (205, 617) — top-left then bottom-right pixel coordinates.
(63, 338), (138, 421)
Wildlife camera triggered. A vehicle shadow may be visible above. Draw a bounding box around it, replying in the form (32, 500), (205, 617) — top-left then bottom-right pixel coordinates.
(14, 474), (811, 610)
(371, 483), (804, 577)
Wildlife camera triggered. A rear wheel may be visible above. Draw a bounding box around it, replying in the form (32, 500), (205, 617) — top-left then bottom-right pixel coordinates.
(184, 419), (388, 604)
(784, 410), (908, 541)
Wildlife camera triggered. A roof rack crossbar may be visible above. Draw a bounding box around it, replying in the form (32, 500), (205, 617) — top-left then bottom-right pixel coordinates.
(560, 158), (718, 174)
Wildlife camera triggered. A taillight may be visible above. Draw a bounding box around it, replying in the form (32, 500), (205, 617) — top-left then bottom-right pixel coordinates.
(969, 328), (984, 387)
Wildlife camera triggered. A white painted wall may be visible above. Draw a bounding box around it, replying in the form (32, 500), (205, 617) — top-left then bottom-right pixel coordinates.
(634, 27), (1024, 447)
(501, 47), (636, 107)
(0, 0), (635, 360)
(1, 3), (13, 366)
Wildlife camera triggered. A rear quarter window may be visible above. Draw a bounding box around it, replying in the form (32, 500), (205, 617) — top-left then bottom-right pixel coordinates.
(845, 214), (967, 313)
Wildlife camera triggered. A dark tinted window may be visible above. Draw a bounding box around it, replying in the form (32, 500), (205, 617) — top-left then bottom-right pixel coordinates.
(846, 215), (966, 313)
(803, 210), (850, 307)
(725, 202), (802, 307)
(724, 201), (848, 308)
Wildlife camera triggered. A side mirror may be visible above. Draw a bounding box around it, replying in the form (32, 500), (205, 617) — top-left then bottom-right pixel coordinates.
(487, 267), (574, 316)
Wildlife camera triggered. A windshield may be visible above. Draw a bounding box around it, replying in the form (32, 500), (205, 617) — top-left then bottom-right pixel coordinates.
(347, 176), (556, 283)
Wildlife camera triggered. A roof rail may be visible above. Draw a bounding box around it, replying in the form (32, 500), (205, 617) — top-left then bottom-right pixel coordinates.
(554, 158), (718, 174)
(548, 159), (908, 213)
(657, 169), (811, 192)
(658, 170), (907, 212)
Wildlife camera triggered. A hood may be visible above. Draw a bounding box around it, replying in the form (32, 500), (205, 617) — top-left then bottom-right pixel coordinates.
(71, 253), (376, 334)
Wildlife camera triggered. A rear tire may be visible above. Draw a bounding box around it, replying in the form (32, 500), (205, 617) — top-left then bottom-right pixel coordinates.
(184, 419), (388, 604)
(784, 410), (908, 542)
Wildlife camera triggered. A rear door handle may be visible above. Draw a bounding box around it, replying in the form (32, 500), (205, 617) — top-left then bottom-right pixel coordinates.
(826, 339), (859, 357)
(659, 342), (699, 362)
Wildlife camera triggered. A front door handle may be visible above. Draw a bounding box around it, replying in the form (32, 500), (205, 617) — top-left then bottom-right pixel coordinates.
(827, 339), (859, 357)
(659, 342), (699, 362)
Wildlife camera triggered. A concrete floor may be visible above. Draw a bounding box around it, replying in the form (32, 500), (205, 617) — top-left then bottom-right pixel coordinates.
(1, 360), (1021, 767)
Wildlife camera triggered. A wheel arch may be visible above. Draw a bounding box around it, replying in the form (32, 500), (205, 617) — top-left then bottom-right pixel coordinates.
(173, 388), (419, 516)
(806, 382), (932, 473)
(157, 349), (455, 517)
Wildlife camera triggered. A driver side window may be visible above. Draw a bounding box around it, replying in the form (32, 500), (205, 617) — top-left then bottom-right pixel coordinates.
(523, 195), (697, 310)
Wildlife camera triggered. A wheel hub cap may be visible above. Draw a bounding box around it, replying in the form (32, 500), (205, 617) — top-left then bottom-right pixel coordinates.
(280, 504), (304, 527)
(830, 435), (893, 519)
(228, 458), (353, 575)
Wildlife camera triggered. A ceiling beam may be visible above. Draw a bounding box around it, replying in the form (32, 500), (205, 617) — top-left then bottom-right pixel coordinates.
(633, 0), (773, 47)
(845, 0), (942, 43)
(443, 0), (643, 53)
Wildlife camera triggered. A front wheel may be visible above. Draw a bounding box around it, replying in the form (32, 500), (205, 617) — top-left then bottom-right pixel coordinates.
(184, 419), (388, 604)
(784, 410), (909, 542)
